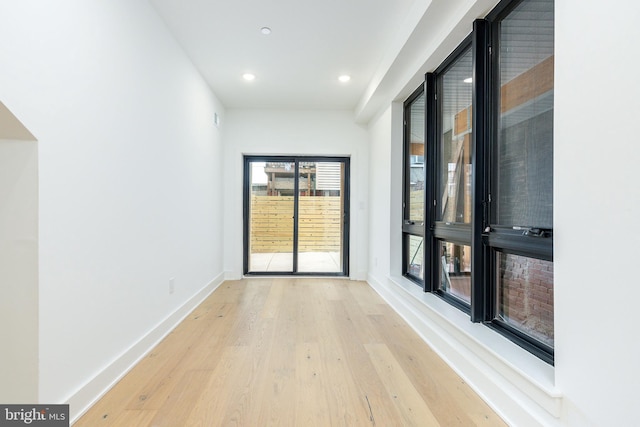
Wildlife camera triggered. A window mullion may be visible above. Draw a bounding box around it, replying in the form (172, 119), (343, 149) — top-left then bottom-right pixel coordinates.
(470, 18), (490, 322)
(424, 72), (438, 293)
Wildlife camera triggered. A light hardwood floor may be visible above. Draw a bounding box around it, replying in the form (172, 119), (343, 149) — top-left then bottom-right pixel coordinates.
(75, 278), (507, 426)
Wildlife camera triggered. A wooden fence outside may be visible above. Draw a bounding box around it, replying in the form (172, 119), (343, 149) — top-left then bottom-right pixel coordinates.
(250, 195), (342, 253)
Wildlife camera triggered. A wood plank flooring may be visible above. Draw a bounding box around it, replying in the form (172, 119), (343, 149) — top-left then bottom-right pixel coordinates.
(75, 278), (506, 426)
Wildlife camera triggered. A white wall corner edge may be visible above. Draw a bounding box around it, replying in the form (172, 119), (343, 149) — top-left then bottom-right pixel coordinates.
(66, 272), (226, 424)
(366, 272), (564, 427)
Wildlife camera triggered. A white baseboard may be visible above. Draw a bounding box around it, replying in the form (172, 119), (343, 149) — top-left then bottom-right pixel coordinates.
(366, 273), (563, 427)
(225, 270), (242, 281)
(67, 272), (225, 424)
(350, 270), (368, 281)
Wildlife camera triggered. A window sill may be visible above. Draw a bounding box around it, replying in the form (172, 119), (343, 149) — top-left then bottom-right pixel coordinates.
(368, 274), (562, 425)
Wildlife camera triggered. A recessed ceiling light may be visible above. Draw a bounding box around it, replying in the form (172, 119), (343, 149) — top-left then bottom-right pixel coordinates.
(338, 75), (351, 83)
(260, 27), (272, 35)
(243, 73), (256, 81)
(464, 77), (473, 83)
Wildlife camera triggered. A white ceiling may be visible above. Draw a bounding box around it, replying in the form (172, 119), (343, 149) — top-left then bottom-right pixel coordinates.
(149, 0), (416, 111)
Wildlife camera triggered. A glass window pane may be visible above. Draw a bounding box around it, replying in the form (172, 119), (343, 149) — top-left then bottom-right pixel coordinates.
(496, 253), (554, 347)
(406, 235), (424, 280)
(408, 92), (425, 222)
(496, 0), (554, 228)
(439, 48), (473, 224)
(438, 241), (471, 304)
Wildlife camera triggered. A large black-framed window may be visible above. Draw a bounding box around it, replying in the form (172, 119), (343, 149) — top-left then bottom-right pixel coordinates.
(405, 0), (554, 363)
(402, 85), (426, 285)
(484, 0), (555, 361)
(426, 37), (474, 311)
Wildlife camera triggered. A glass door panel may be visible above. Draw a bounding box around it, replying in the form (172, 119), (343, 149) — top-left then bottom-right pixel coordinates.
(297, 161), (344, 273)
(247, 160), (294, 272)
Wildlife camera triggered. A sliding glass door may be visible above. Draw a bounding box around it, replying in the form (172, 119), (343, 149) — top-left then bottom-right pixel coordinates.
(244, 156), (349, 276)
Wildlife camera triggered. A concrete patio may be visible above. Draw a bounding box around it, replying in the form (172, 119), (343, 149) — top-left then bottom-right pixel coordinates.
(249, 251), (342, 273)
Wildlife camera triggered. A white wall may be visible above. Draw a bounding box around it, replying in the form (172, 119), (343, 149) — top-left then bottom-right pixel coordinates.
(366, 0), (640, 426)
(367, 104), (404, 280)
(0, 0), (225, 414)
(367, 107), (393, 279)
(554, 1), (640, 425)
(222, 109), (369, 279)
(0, 139), (38, 403)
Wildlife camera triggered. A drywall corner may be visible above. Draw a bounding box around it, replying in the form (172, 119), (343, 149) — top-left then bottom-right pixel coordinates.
(0, 102), (39, 402)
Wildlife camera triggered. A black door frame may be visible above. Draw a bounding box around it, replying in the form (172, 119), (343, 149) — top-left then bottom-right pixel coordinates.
(243, 155), (350, 276)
